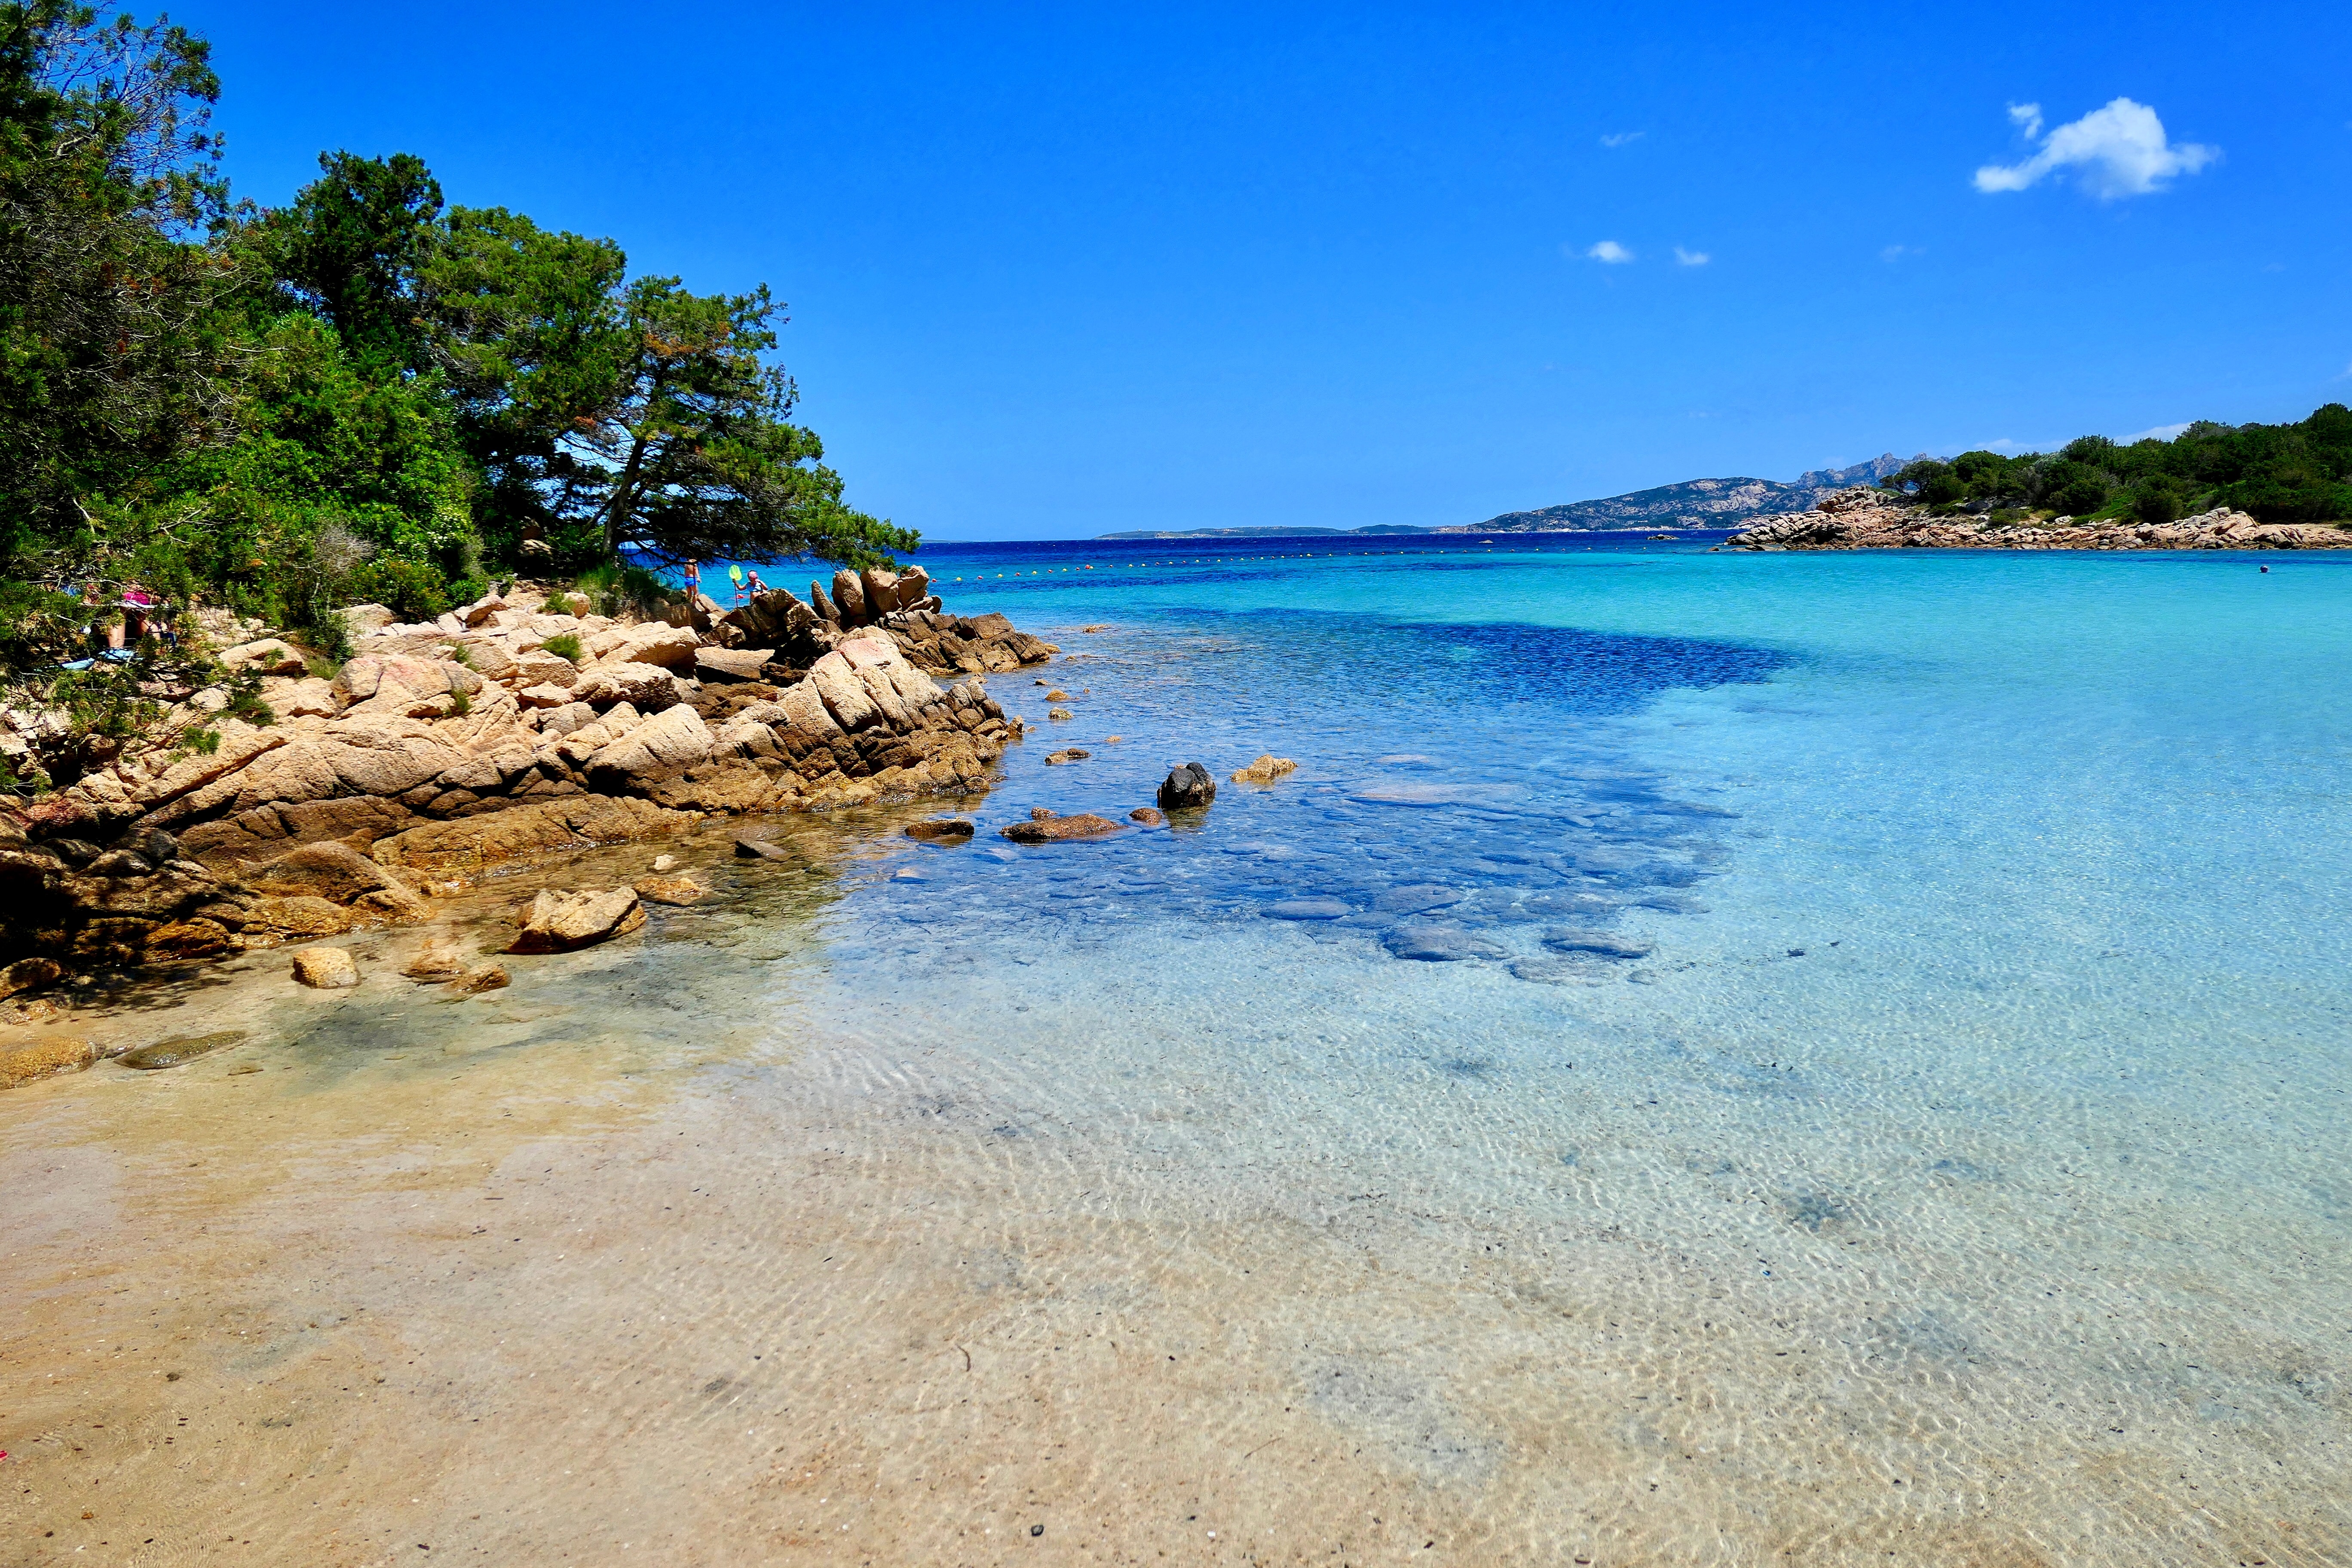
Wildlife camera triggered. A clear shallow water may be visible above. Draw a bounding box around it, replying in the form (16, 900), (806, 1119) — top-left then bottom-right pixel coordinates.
(9, 537), (2350, 1565)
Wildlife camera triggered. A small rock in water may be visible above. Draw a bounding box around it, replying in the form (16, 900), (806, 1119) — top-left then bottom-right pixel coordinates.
(1231, 753), (1298, 785)
(401, 940), (469, 982)
(1374, 884), (1465, 914)
(1045, 689), (1071, 701)
(449, 965), (510, 995)
(651, 854), (678, 873)
(1542, 931), (1654, 960)
(905, 818), (976, 840)
(0, 1035), (98, 1088)
(1001, 813), (1124, 843)
(634, 875), (705, 906)
(508, 888), (646, 953)
(1030, 807), (1058, 820)
(735, 836), (793, 861)
(1048, 707), (1074, 721)
(118, 1030), (247, 1071)
(1267, 897), (1348, 920)
(291, 947), (360, 989)
(1128, 806), (1165, 825)
(1034, 678), (1051, 686)
(1104, 734), (1123, 744)
(1045, 748), (1090, 765)
(1157, 762), (1216, 811)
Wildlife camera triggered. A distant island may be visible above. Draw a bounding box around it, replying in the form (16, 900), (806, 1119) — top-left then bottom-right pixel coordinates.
(1093, 455), (1922, 540)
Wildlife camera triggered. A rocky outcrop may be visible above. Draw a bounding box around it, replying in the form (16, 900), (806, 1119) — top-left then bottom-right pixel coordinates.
(5, 577), (1056, 981)
(1731, 490), (2352, 551)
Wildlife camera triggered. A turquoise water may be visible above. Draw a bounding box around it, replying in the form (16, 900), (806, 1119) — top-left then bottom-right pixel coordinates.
(745, 536), (2352, 1557)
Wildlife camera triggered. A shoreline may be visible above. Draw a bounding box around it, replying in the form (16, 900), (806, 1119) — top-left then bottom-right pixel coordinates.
(1, 570), (1061, 1052)
(1728, 488), (2352, 551)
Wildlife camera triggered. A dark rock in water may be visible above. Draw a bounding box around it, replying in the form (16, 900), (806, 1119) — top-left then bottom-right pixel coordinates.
(1374, 883), (1465, 914)
(1001, 813), (1124, 843)
(906, 818), (976, 840)
(1045, 748), (1090, 765)
(1544, 931), (1654, 959)
(1157, 763), (1216, 811)
(1128, 806), (1165, 826)
(735, 836), (793, 860)
(1030, 806), (1058, 820)
(1384, 924), (1502, 962)
(120, 1030), (247, 1071)
(1267, 897), (1348, 920)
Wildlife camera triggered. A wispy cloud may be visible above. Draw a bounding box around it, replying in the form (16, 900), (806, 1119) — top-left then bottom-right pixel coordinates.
(1974, 97), (2217, 199)
(1880, 244), (1920, 262)
(1672, 246), (1709, 266)
(1584, 240), (1634, 264)
(2122, 421), (2191, 443)
(1600, 131), (1645, 148)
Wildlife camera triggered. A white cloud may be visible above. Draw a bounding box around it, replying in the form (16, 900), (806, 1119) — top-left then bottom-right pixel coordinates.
(1880, 244), (1919, 262)
(1974, 97), (2217, 199)
(1585, 240), (1633, 263)
(1600, 131), (1645, 148)
(1672, 246), (1709, 266)
(2121, 421), (2191, 443)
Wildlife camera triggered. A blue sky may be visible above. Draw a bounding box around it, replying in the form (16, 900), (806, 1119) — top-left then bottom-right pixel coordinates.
(195, 2), (2350, 539)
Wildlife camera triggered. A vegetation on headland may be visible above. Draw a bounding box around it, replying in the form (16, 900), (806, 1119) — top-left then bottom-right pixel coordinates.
(1, 1), (910, 787)
(1881, 405), (2352, 528)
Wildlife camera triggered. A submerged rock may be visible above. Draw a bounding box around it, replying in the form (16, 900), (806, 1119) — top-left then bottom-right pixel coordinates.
(1158, 763), (1216, 811)
(1230, 753), (1298, 785)
(508, 888), (645, 953)
(1045, 748), (1090, 765)
(1128, 806), (1165, 826)
(449, 964), (511, 995)
(905, 818), (975, 840)
(1267, 897), (1348, 920)
(735, 836), (793, 861)
(402, 940), (469, 982)
(0, 1035), (98, 1088)
(290, 946), (360, 988)
(1000, 812), (1124, 843)
(119, 1029), (246, 1070)
(1384, 924), (1503, 962)
(633, 875), (705, 906)
(1542, 931), (1654, 959)
(1373, 884), (1465, 914)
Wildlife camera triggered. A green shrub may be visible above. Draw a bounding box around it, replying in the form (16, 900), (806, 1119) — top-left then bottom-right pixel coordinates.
(344, 557), (452, 622)
(2133, 477), (2187, 526)
(575, 561), (678, 619)
(541, 632), (584, 663)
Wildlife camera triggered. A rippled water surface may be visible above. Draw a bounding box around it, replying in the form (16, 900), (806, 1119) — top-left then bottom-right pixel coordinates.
(6, 536), (2349, 1565)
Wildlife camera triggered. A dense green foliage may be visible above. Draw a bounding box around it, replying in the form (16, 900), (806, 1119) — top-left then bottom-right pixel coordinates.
(1, 1), (912, 712)
(1883, 406), (2352, 527)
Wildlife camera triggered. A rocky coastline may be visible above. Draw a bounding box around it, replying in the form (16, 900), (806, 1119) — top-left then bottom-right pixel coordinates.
(1729, 486), (2352, 551)
(0, 565), (1060, 1012)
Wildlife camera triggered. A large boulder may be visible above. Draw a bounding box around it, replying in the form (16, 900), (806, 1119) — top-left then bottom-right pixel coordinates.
(585, 704), (714, 786)
(859, 567), (901, 618)
(572, 662), (683, 711)
(218, 638), (308, 677)
(831, 569), (867, 626)
(508, 887), (645, 953)
(695, 646), (772, 683)
(1158, 763), (1217, 811)
(246, 841), (420, 908)
(371, 796), (696, 876)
